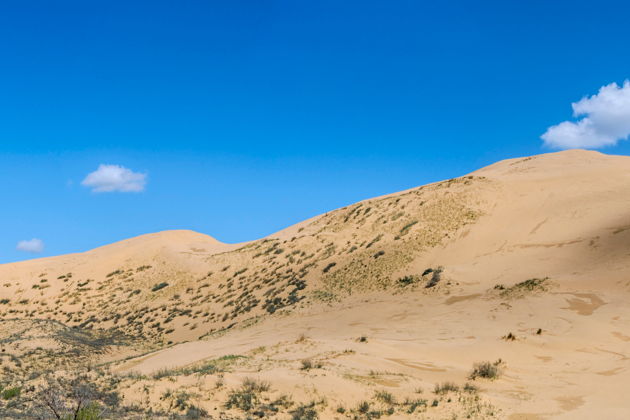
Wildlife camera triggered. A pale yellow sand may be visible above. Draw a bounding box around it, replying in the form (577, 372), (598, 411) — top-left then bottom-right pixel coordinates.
(2, 149), (630, 418)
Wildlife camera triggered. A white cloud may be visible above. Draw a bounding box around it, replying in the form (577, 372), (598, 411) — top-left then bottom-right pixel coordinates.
(81, 164), (147, 193)
(542, 80), (630, 149)
(16, 238), (44, 253)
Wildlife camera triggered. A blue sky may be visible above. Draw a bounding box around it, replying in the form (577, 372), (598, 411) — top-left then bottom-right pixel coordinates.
(3, 0), (630, 262)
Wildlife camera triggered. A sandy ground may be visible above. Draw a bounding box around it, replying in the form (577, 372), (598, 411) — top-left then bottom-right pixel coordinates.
(2, 149), (630, 418)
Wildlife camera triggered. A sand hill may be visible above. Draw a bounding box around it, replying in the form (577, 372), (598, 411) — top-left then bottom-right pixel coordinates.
(1, 149), (629, 419)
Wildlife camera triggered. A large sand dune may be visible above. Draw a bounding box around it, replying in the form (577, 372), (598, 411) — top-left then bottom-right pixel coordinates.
(1, 149), (629, 419)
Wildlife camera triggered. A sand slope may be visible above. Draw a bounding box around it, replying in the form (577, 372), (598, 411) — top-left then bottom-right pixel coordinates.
(2, 149), (630, 419)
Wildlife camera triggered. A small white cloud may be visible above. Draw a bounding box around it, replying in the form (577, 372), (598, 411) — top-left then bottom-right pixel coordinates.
(16, 238), (44, 253)
(81, 164), (147, 193)
(542, 80), (630, 149)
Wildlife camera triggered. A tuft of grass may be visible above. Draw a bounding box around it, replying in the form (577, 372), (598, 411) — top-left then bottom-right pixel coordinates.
(404, 398), (427, 414)
(152, 355), (244, 379)
(1, 386), (21, 400)
(397, 275), (418, 286)
(433, 382), (459, 394)
(106, 269), (123, 278)
(322, 262), (337, 273)
(357, 401), (370, 414)
(300, 359), (322, 370)
(463, 382), (478, 393)
(225, 377), (271, 412)
(290, 401), (318, 420)
(151, 282), (169, 292)
(469, 360), (501, 380)
(514, 277), (548, 291)
(400, 220), (418, 235)
(500, 277), (549, 297)
(374, 390), (396, 405)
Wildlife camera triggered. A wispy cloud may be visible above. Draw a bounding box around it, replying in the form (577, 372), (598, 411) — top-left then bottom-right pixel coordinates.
(542, 80), (630, 149)
(16, 238), (44, 253)
(82, 164), (147, 193)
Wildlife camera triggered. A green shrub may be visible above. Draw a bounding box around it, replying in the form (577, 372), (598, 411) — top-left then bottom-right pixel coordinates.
(1, 386), (20, 400)
(69, 402), (102, 420)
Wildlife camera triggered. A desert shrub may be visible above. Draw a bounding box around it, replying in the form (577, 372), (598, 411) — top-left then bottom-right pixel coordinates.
(357, 401), (370, 413)
(514, 278), (548, 290)
(33, 373), (119, 420)
(373, 250), (385, 259)
(433, 382), (459, 394)
(73, 402), (102, 420)
(503, 332), (516, 341)
(469, 360), (500, 380)
(185, 405), (208, 419)
(1, 386), (20, 400)
(290, 402), (318, 420)
(400, 220), (418, 235)
(425, 267), (443, 288)
(463, 382), (478, 393)
(374, 390), (395, 405)
(173, 391), (192, 410)
(500, 277), (549, 297)
(242, 378), (270, 393)
(151, 282), (169, 292)
(404, 398), (427, 414)
(365, 234), (383, 248)
(300, 359), (321, 371)
(322, 262), (336, 273)
(225, 378), (270, 412)
(397, 275), (418, 286)
(0, 299), (9, 304)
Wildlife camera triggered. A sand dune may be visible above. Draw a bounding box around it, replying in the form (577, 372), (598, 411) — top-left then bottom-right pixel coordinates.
(2, 149), (630, 419)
